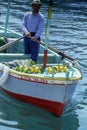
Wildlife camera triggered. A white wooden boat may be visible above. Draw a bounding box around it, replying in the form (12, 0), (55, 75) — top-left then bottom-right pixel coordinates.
(0, 1), (82, 116)
(0, 26), (82, 116)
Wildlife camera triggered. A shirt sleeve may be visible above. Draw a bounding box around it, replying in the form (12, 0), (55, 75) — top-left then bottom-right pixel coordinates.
(35, 15), (45, 38)
(22, 13), (29, 34)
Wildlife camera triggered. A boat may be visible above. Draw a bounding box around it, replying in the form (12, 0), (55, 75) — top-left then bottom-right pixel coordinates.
(0, 26), (82, 116)
(0, 1), (82, 117)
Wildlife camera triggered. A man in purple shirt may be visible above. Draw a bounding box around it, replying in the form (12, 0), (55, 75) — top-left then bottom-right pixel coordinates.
(22, 0), (44, 62)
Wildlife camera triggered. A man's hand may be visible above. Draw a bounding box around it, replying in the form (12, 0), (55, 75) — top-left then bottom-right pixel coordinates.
(31, 36), (37, 41)
(25, 31), (31, 37)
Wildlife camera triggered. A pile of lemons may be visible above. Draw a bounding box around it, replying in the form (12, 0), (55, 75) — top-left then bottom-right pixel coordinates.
(15, 60), (68, 74)
(15, 60), (42, 73)
(15, 65), (41, 73)
(47, 65), (68, 74)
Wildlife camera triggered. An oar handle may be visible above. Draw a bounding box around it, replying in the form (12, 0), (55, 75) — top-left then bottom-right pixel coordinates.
(37, 40), (77, 62)
(0, 35), (25, 52)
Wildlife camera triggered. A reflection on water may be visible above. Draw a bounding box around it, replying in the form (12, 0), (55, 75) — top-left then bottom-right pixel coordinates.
(0, 0), (87, 130)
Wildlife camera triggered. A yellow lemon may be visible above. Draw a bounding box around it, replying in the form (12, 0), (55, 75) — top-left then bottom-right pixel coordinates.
(48, 67), (52, 73)
(19, 65), (24, 72)
(32, 65), (36, 68)
(52, 66), (57, 73)
(63, 66), (68, 72)
(23, 67), (29, 73)
(34, 66), (40, 73)
(29, 67), (34, 73)
(58, 65), (63, 72)
(56, 66), (60, 72)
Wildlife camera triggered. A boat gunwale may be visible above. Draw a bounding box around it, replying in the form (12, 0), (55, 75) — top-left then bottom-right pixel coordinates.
(9, 67), (82, 81)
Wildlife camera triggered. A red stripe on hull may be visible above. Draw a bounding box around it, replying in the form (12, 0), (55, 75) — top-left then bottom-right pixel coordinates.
(2, 88), (65, 116)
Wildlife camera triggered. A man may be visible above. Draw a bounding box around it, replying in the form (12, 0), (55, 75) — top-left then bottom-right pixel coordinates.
(22, 0), (44, 62)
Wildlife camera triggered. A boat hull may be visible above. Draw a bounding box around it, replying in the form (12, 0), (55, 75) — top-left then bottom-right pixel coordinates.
(0, 72), (78, 116)
(0, 26), (82, 116)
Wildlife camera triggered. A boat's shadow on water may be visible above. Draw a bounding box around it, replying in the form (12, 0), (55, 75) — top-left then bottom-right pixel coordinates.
(0, 88), (81, 130)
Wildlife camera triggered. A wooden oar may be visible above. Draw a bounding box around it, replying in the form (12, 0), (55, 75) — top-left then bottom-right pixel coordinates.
(29, 35), (78, 64)
(0, 35), (25, 52)
(41, 41), (76, 61)
(43, 0), (53, 68)
(37, 40), (79, 66)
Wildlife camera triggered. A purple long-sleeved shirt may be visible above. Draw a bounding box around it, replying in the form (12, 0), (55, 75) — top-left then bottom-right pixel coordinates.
(22, 11), (44, 38)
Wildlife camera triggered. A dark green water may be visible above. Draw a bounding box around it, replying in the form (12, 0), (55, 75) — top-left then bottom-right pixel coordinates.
(0, 0), (87, 130)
